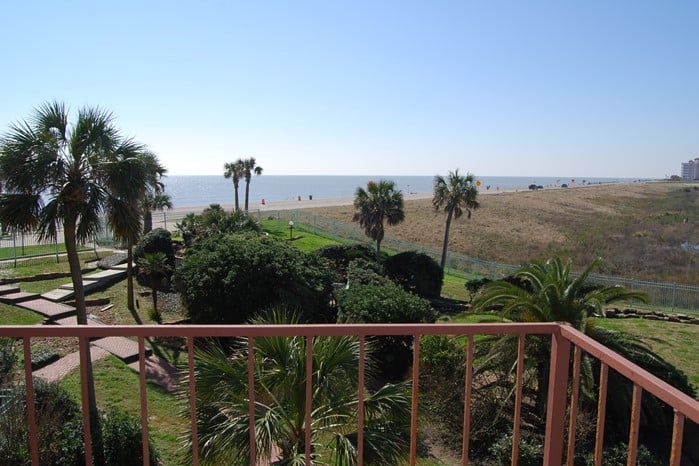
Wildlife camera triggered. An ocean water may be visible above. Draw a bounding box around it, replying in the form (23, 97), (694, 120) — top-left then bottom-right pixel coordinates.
(162, 175), (640, 208)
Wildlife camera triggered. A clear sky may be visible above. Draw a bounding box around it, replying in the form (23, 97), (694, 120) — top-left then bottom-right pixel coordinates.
(1, 1), (697, 177)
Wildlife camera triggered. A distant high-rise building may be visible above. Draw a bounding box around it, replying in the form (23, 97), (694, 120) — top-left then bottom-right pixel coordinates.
(681, 158), (699, 180)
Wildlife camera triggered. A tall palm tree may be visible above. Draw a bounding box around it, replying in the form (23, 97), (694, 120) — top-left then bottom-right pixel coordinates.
(242, 157), (263, 211)
(107, 150), (167, 311)
(186, 309), (411, 465)
(432, 169), (479, 270)
(352, 180), (405, 257)
(0, 101), (149, 465)
(143, 192), (173, 234)
(223, 159), (244, 211)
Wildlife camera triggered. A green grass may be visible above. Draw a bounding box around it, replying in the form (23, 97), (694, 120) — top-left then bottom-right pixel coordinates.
(261, 219), (348, 251)
(61, 355), (188, 465)
(0, 243), (93, 260)
(0, 250), (106, 278)
(0, 302), (44, 325)
(591, 317), (699, 391)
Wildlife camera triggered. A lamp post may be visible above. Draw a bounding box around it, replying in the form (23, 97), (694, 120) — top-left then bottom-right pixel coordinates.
(289, 220), (294, 241)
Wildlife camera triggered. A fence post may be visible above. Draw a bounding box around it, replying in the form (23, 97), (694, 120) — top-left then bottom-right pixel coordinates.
(543, 328), (571, 465)
(672, 283), (676, 312)
(55, 237), (60, 263)
(12, 230), (17, 268)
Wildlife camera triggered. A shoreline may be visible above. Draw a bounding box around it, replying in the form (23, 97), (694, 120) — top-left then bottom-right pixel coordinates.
(161, 180), (648, 219)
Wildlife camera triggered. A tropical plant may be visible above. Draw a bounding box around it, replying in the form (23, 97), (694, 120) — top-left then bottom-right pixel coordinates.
(470, 257), (694, 453)
(174, 204), (260, 246)
(223, 159), (244, 211)
(352, 180), (404, 257)
(0, 101), (154, 464)
(136, 251), (172, 322)
(175, 232), (334, 324)
(432, 169), (479, 270)
(185, 309), (411, 465)
(242, 157), (263, 211)
(142, 192), (173, 234)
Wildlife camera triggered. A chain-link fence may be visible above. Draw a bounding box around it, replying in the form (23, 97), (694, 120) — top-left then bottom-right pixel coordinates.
(0, 227), (102, 269)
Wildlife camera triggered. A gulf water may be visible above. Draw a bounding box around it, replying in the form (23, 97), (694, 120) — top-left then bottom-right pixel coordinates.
(163, 175), (641, 208)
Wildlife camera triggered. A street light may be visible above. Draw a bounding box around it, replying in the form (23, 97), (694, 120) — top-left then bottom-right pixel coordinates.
(289, 220), (294, 241)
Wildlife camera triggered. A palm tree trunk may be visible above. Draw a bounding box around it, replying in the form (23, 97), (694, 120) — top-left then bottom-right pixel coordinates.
(234, 182), (240, 211)
(440, 208), (454, 270)
(244, 181), (250, 211)
(126, 241), (134, 311)
(143, 210), (153, 234)
(64, 219), (104, 466)
(376, 237), (382, 258)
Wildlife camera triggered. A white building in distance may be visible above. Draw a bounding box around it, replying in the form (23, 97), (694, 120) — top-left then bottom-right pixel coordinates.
(681, 158), (699, 181)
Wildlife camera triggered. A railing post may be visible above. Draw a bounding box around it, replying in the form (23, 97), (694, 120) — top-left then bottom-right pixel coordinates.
(543, 327), (571, 465)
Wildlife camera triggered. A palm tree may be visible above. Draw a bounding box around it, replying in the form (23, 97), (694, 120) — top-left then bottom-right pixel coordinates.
(0, 101), (150, 465)
(136, 251), (172, 322)
(241, 157), (263, 211)
(186, 309), (411, 465)
(143, 192), (173, 234)
(470, 257), (694, 440)
(352, 180), (405, 257)
(223, 159), (244, 211)
(432, 170), (479, 270)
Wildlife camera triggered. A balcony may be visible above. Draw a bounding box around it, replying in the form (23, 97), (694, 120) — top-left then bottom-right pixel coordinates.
(1, 322), (698, 465)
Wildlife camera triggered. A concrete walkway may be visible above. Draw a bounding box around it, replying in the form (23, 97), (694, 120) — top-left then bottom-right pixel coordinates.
(7, 261), (180, 392)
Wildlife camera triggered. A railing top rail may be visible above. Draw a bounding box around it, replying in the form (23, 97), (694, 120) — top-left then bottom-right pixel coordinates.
(0, 322), (561, 338)
(560, 325), (699, 424)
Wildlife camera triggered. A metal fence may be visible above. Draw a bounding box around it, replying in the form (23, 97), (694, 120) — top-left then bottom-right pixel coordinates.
(0, 227), (102, 269)
(256, 209), (699, 313)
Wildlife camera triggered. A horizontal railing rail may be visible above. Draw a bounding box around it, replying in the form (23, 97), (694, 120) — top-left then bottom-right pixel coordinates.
(1, 323), (697, 466)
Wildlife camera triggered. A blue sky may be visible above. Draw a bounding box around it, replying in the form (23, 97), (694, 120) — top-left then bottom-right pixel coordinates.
(1, 1), (697, 177)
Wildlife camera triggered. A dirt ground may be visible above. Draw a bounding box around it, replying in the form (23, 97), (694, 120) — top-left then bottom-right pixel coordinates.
(301, 181), (699, 283)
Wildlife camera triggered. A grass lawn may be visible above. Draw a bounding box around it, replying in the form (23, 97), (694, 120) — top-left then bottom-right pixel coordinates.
(0, 243), (93, 260)
(0, 302), (44, 325)
(61, 355), (188, 465)
(260, 219), (348, 251)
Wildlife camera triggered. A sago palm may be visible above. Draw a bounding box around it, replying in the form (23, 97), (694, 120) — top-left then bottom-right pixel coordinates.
(352, 180), (405, 257)
(432, 169), (479, 270)
(186, 309), (411, 465)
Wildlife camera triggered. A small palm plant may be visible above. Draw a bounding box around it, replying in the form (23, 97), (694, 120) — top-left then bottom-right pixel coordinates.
(136, 252), (172, 323)
(352, 180), (405, 257)
(185, 309), (411, 465)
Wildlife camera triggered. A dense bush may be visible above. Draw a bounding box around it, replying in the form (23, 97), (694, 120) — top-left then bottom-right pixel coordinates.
(315, 244), (376, 282)
(57, 409), (160, 465)
(135, 228), (175, 290)
(346, 258), (387, 286)
(336, 282), (435, 379)
(175, 204), (260, 246)
(30, 347), (60, 370)
(176, 233), (334, 324)
(384, 251), (443, 299)
(0, 338), (17, 385)
(488, 432), (543, 466)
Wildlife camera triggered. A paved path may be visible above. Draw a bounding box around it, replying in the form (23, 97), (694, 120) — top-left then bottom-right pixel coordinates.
(7, 260), (180, 392)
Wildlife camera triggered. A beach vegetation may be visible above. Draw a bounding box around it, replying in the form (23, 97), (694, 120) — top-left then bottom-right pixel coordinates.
(242, 157), (263, 211)
(352, 179), (405, 257)
(384, 250), (443, 299)
(142, 192), (173, 234)
(336, 280), (435, 379)
(0, 101), (164, 464)
(136, 251), (172, 323)
(175, 204), (260, 246)
(223, 159), (244, 211)
(432, 169), (479, 270)
(185, 308), (411, 466)
(175, 232), (334, 324)
(315, 243), (377, 282)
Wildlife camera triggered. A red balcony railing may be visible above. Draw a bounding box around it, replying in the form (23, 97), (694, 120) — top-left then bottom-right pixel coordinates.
(1, 323), (698, 466)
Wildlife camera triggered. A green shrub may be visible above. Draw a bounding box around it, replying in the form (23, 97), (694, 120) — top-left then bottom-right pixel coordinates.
(384, 251), (443, 299)
(582, 442), (663, 466)
(336, 282), (435, 379)
(347, 258), (387, 286)
(175, 233), (334, 324)
(316, 244), (376, 282)
(135, 228), (174, 266)
(175, 205), (260, 246)
(30, 347), (60, 370)
(488, 432), (543, 466)
(0, 338), (17, 386)
(57, 409), (160, 465)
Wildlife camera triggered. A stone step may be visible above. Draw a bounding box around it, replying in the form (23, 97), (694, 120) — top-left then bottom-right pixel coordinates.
(41, 288), (75, 302)
(48, 315), (104, 327)
(85, 269), (127, 280)
(17, 299), (75, 319)
(58, 278), (101, 291)
(92, 336), (151, 363)
(0, 291), (40, 304)
(0, 285), (20, 296)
